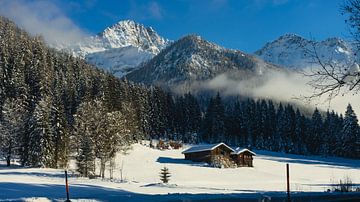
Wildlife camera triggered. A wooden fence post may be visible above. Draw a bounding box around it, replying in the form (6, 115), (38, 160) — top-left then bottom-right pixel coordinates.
(286, 163), (291, 202)
(65, 170), (71, 202)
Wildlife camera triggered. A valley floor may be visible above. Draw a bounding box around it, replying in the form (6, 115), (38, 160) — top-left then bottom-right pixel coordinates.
(0, 144), (359, 201)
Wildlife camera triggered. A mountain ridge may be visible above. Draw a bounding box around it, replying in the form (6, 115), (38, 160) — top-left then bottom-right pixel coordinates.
(60, 20), (170, 77)
(255, 33), (356, 69)
(126, 34), (282, 93)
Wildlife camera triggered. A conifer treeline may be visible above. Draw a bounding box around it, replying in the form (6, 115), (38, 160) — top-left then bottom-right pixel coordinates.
(200, 94), (359, 159)
(0, 17), (359, 173)
(145, 92), (359, 159)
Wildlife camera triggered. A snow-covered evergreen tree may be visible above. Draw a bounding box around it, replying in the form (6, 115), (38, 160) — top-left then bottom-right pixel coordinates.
(0, 98), (26, 166)
(50, 97), (69, 168)
(76, 135), (95, 177)
(341, 104), (360, 158)
(308, 108), (323, 154)
(28, 96), (54, 167)
(294, 109), (307, 154)
(267, 101), (277, 150)
(225, 101), (242, 146)
(201, 93), (225, 143)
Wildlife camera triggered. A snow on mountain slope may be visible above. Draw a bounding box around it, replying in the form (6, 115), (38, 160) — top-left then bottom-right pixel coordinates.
(85, 46), (153, 77)
(1, 143), (359, 201)
(62, 20), (170, 76)
(255, 34), (356, 69)
(126, 35), (281, 92)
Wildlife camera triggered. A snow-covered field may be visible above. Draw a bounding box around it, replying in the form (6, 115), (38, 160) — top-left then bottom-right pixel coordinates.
(1, 143), (359, 201)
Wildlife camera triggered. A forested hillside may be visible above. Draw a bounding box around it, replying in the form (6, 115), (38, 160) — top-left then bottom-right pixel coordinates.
(0, 16), (152, 170)
(0, 17), (358, 176)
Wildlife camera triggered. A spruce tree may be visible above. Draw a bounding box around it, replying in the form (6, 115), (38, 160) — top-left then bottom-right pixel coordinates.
(29, 96), (54, 167)
(225, 101), (241, 146)
(308, 108), (323, 154)
(50, 99), (69, 168)
(201, 97), (214, 143)
(160, 166), (171, 184)
(341, 104), (360, 158)
(285, 105), (296, 153)
(274, 103), (285, 151)
(267, 101), (276, 150)
(0, 98), (26, 166)
(76, 136), (95, 177)
(174, 95), (186, 137)
(294, 109), (307, 154)
(201, 93), (225, 143)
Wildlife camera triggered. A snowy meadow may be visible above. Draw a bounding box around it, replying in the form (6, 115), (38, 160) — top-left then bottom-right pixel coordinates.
(1, 143), (359, 201)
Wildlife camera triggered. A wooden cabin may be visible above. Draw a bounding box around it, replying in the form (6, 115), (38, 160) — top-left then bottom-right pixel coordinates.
(182, 143), (234, 164)
(230, 148), (256, 167)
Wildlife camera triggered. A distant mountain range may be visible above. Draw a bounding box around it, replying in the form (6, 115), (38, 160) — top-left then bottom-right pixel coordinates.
(59, 20), (357, 92)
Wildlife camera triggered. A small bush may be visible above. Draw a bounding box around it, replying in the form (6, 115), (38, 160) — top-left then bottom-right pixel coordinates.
(332, 176), (356, 192)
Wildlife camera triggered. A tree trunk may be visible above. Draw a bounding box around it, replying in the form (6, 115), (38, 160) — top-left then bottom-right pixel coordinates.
(85, 161), (88, 177)
(6, 156), (10, 167)
(109, 158), (115, 180)
(6, 141), (12, 167)
(100, 158), (106, 179)
(54, 140), (59, 169)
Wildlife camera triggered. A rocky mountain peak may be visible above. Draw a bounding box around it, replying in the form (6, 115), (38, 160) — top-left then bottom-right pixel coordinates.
(255, 34), (356, 69)
(59, 20), (170, 77)
(94, 20), (169, 55)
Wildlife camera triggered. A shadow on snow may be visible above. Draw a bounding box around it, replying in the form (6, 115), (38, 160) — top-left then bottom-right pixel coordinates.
(255, 150), (360, 169)
(0, 182), (360, 202)
(156, 157), (211, 168)
(0, 171), (66, 178)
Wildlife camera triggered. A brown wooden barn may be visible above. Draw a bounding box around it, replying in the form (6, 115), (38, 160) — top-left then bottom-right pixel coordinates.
(182, 143), (234, 164)
(182, 143), (256, 168)
(230, 148), (256, 167)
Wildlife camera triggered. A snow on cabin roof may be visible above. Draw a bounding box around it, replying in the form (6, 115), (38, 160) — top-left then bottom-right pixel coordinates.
(231, 147), (256, 156)
(182, 143), (234, 154)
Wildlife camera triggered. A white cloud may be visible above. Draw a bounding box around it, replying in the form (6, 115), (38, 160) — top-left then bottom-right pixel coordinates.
(0, 0), (88, 46)
(128, 1), (163, 20)
(191, 69), (360, 116)
(148, 2), (162, 19)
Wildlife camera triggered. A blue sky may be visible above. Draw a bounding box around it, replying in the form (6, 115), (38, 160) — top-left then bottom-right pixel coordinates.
(0, 0), (348, 52)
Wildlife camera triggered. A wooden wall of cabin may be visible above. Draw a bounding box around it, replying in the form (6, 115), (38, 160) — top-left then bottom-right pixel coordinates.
(210, 145), (232, 157)
(231, 152), (254, 167)
(184, 145), (233, 164)
(184, 150), (212, 163)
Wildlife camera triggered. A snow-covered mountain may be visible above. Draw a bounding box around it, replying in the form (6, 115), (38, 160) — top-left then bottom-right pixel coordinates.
(85, 46), (153, 77)
(255, 34), (356, 69)
(62, 20), (170, 77)
(126, 35), (280, 92)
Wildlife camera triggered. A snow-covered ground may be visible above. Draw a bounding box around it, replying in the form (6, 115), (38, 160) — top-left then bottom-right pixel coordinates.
(1, 143), (359, 201)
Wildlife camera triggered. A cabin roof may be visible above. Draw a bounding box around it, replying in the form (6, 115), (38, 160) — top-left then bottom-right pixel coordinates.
(182, 143), (234, 154)
(231, 147), (256, 156)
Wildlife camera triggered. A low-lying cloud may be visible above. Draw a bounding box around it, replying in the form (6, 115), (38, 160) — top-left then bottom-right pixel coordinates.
(0, 0), (88, 46)
(252, 70), (360, 117)
(190, 69), (360, 116)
